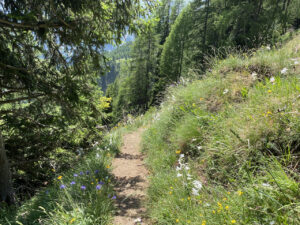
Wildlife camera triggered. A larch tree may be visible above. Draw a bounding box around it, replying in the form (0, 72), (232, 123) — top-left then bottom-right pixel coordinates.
(160, 5), (192, 83)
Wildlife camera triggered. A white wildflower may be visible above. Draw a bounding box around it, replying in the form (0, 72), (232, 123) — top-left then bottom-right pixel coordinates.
(294, 61), (299, 65)
(176, 166), (182, 171)
(262, 183), (271, 187)
(193, 180), (203, 190)
(281, 68), (288, 74)
(179, 154), (185, 158)
(192, 138), (197, 142)
(192, 188), (200, 196)
(96, 153), (100, 158)
(270, 221), (275, 225)
(184, 165), (190, 171)
(187, 174), (193, 180)
(92, 141), (99, 147)
(223, 89), (229, 94)
(266, 46), (271, 50)
(270, 77), (275, 84)
(197, 146), (203, 150)
(154, 113), (161, 121)
(134, 218), (142, 224)
(177, 173), (183, 177)
(205, 203), (210, 207)
(251, 72), (258, 80)
(178, 157), (183, 163)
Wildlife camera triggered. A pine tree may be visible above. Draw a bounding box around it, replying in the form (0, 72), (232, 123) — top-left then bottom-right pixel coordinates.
(0, 0), (150, 203)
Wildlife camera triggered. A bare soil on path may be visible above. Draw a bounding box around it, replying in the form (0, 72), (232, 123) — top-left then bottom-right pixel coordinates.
(112, 129), (149, 225)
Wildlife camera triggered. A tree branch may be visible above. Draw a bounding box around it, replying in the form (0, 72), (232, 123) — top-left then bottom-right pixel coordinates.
(0, 94), (44, 105)
(0, 62), (28, 73)
(0, 90), (23, 96)
(0, 18), (68, 30)
(0, 85), (26, 91)
(11, 158), (56, 167)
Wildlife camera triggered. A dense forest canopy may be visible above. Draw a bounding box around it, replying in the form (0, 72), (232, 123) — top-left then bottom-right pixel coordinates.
(0, 0), (153, 203)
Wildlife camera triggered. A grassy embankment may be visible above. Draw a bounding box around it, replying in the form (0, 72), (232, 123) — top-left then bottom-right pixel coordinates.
(140, 33), (300, 224)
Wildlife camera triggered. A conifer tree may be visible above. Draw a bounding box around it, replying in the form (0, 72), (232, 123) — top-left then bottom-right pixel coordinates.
(0, 0), (151, 203)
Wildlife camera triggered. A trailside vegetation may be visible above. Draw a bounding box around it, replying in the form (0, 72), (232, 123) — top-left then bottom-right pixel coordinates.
(141, 32), (300, 225)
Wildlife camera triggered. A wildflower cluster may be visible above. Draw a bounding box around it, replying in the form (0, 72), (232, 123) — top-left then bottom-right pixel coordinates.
(176, 153), (191, 179)
(223, 89), (229, 95)
(280, 56), (299, 76)
(55, 169), (116, 200)
(291, 58), (299, 65)
(175, 153), (203, 196)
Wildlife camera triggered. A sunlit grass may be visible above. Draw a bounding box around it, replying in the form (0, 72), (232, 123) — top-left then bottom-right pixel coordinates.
(142, 33), (300, 224)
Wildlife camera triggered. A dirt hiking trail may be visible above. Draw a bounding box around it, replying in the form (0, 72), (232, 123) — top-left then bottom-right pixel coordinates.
(112, 128), (149, 225)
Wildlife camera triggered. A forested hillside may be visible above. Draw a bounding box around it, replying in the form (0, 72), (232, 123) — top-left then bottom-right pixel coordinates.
(99, 42), (133, 93)
(106, 0), (300, 123)
(0, 0), (299, 224)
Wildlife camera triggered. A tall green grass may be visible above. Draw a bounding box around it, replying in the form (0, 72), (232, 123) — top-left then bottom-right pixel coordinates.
(142, 33), (300, 224)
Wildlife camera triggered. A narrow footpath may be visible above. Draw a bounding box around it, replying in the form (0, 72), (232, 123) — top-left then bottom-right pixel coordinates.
(112, 129), (149, 225)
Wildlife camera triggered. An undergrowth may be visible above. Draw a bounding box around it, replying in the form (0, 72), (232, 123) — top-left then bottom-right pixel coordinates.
(141, 32), (300, 224)
(0, 132), (122, 225)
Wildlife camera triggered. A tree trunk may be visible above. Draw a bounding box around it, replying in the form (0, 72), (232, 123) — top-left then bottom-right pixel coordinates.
(0, 131), (14, 204)
(283, 0), (291, 33)
(178, 40), (184, 80)
(202, 0), (210, 63)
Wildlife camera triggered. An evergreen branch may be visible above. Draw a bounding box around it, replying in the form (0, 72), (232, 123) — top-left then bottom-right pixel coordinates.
(0, 85), (26, 91)
(0, 90), (23, 96)
(10, 158), (56, 167)
(0, 62), (28, 73)
(0, 94), (44, 105)
(0, 17), (74, 30)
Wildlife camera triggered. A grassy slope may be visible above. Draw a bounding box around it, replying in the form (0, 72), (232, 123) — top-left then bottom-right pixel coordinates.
(0, 132), (122, 225)
(141, 33), (300, 224)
